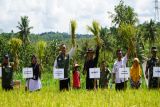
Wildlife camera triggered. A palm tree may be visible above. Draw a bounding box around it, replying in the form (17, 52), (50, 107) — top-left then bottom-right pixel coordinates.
(87, 21), (103, 47)
(143, 19), (158, 48)
(17, 16), (33, 45)
(99, 27), (113, 60)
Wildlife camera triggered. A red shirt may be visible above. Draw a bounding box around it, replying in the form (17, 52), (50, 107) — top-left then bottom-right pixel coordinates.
(73, 70), (80, 88)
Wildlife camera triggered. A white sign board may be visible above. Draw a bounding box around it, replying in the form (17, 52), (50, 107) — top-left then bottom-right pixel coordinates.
(153, 67), (160, 77)
(23, 68), (33, 78)
(119, 67), (130, 78)
(0, 67), (2, 77)
(54, 68), (64, 79)
(89, 68), (100, 79)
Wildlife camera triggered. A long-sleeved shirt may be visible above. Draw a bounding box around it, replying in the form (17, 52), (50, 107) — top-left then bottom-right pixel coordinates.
(2, 64), (13, 89)
(112, 55), (128, 83)
(130, 64), (142, 83)
(83, 46), (100, 78)
(53, 47), (76, 80)
(31, 63), (40, 80)
(26, 63), (42, 92)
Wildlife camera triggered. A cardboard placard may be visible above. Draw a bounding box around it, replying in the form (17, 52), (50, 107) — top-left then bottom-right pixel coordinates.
(153, 67), (160, 77)
(54, 68), (64, 79)
(89, 68), (100, 79)
(119, 67), (130, 78)
(23, 68), (33, 78)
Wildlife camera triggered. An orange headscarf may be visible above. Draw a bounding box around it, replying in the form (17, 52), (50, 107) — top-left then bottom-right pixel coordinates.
(130, 58), (142, 82)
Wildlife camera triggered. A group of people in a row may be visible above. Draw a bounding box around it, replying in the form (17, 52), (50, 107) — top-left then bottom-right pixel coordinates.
(54, 44), (159, 91)
(0, 43), (159, 91)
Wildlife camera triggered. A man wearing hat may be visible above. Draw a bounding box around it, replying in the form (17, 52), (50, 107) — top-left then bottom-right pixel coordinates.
(145, 46), (160, 89)
(1, 54), (14, 90)
(83, 46), (100, 90)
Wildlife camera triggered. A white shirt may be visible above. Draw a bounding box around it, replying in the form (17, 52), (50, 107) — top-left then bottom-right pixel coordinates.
(53, 47), (76, 80)
(112, 55), (128, 83)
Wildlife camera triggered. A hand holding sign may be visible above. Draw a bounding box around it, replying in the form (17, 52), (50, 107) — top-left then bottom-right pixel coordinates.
(23, 68), (33, 78)
(53, 68), (64, 79)
(89, 68), (100, 79)
(119, 67), (130, 79)
(153, 67), (160, 77)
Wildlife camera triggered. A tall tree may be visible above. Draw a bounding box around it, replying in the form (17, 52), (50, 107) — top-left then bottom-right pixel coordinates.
(118, 23), (137, 55)
(100, 27), (113, 59)
(17, 16), (33, 45)
(110, 0), (138, 26)
(143, 19), (159, 47)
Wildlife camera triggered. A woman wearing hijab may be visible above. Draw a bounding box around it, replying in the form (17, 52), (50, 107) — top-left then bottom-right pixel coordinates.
(130, 58), (142, 89)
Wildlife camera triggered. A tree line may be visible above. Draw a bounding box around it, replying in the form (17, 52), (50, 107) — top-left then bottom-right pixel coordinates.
(0, 0), (160, 73)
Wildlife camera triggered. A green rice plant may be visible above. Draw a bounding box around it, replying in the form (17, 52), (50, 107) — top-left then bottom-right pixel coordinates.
(87, 21), (103, 47)
(70, 20), (77, 47)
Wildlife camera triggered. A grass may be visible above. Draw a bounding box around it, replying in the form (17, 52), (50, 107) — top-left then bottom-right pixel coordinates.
(0, 72), (159, 107)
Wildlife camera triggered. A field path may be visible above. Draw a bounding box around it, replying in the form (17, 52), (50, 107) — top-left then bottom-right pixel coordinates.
(142, 61), (148, 87)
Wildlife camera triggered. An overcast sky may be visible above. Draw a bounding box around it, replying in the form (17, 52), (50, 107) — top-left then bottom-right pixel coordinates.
(0, 0), (155, 34)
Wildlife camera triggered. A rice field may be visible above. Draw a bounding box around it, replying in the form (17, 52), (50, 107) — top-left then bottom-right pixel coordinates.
(0, 87), (160, 107)
(0, 72), (160, 107)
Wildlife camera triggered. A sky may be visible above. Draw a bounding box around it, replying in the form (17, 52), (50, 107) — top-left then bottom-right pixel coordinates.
(0, 0), (155, 34)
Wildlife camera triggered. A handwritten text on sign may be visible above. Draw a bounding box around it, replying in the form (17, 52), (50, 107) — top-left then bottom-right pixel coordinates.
(89, 68), (100, 79)
(54, 68), (64, 79)
(119, 67), (130, 78)
(153, 67), (160, 77)
(0, 67), (2, 77)
(23, 68), (33, 78)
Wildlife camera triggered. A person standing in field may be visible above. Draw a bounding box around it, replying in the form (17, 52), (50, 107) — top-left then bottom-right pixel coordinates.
(72, 63), (80, 89)
(130, 58), (142, 89)
(99, 61), (111, 89)
(26, 55), (42, 91)
(112, 48), (130, 91)
(54, 44), (76, 91)
(145, 46), (160, 89)
(83, 46), (100, 90)
(1, 54), (14, 91)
